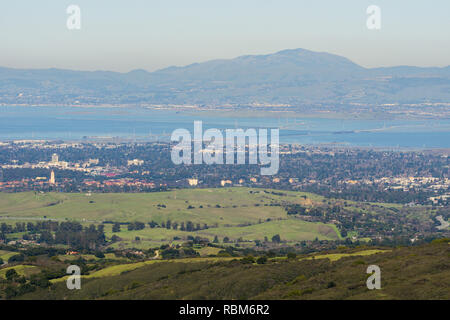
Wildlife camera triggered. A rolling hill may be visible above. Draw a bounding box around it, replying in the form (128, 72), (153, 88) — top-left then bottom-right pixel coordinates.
(14, 241), (450, 300)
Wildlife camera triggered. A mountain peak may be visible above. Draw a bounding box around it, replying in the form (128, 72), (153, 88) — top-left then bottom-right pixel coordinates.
(273, 48), (312, 55)
(127, 69), (150, 75)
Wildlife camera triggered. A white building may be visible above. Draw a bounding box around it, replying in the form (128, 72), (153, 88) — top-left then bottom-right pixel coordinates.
(127, 159), (144, 166)
(52, 153), (59, 163)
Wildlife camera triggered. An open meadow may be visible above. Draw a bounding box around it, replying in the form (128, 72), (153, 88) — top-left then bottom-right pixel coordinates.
(0, 188), (342, 246)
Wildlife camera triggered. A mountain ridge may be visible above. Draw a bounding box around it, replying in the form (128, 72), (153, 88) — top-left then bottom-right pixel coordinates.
(2, 48), (448, 74)
(0, 48), (449, 106)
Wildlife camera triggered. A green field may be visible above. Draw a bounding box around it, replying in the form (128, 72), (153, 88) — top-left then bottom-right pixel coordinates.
(0, 188), (322, 224)
(56, 253), (126, 262)
(0, 250), (17, 263)
(0, 188), (342, 246)
(302, 249), (389, 262)
(0, 265), (40, 279)
(104, 218), (340, 246)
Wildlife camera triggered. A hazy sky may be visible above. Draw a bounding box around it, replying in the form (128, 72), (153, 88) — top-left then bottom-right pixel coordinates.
(1, 0), (449, 72)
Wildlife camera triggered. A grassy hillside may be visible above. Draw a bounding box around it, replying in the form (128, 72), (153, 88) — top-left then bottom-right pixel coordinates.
(0, 188), (341, 245)
(1, 187), (437, 248)
(17, 241), (450, 300)
(0, 188), (322, 223)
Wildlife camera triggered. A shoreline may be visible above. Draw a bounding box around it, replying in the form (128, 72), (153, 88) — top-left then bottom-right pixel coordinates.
(1, 104), (449, 121)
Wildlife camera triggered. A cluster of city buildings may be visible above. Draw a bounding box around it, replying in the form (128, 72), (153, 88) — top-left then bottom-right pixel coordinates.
(338, 176), (449, 191)
(339, 176), (450, 204)
(0, 151), (147, 190)
(83, 178), (157, 189)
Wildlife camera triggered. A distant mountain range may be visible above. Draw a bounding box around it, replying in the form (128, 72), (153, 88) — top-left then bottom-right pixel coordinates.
(0, 48), (449, 106)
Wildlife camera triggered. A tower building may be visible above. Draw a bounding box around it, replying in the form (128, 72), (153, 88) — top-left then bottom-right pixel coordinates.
(50, 170), (56, 184)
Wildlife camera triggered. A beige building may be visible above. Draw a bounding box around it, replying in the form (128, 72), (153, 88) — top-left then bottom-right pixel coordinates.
(220, 180), (232, 187)
(188, 178), (198, 186)
(127, 159), (144, 166)
(49, 170), (56, 184)
(51, 153), (59, 163)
